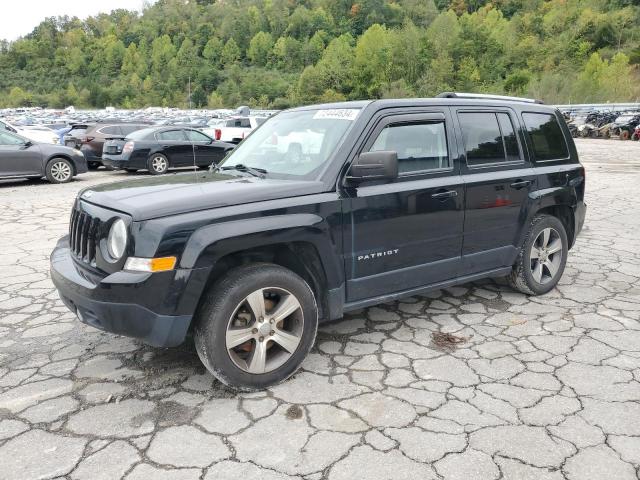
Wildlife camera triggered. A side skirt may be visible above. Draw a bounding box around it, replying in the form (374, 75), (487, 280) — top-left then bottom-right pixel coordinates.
(342, 266), (512, 313)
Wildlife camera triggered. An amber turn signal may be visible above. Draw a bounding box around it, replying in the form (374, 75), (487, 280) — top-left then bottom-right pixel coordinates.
(124, 256), (177, 272)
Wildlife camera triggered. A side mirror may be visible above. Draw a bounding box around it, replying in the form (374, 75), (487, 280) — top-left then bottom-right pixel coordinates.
(21, 140), (33, 149)
(347, 151), (398, 183)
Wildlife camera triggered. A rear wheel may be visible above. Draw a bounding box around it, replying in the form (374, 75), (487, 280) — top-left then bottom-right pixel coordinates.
(509, 214), (568, 296)
(148, 153), (169, 175)
(620, 129), (630, 140)
(194, 263), (318, 390)
(45, 158), (74, 183)
(87, 161), (101, 170)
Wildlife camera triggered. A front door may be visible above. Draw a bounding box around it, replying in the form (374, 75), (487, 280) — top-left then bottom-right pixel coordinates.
(184, 129), (222, 166)
(452, 108), (536, 274)
(343, 109), (465, 302)
(0, 131), (42, 177)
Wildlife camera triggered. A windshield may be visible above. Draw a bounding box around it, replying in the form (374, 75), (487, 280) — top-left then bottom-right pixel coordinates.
(221, 108), (360, 180)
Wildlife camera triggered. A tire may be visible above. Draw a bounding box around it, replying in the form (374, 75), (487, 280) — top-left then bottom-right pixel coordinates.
(194, 263), (318, 390)
(508, 214), (568, 296)
(147, 153), (169, 175)
(620, 130), (630, 141)
(45, 158), (74, 183)
(87, 161), (101, 170)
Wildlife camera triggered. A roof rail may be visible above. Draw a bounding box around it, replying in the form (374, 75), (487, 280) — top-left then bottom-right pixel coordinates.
(437, 92), (544, 104)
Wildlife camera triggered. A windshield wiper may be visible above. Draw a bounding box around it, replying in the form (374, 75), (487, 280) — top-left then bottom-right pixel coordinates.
(220, 164), (267, 178)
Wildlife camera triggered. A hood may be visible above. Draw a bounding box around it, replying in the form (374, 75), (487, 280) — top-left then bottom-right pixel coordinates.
(38, 142), (79, 155)
(79, 171), (326, 221)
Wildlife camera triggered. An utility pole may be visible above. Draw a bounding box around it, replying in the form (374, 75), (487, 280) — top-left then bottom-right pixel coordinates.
(188, 75), (192, 109)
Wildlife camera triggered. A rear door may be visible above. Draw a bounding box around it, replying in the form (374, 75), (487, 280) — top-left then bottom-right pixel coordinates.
(0, 131), (43, 176)
(344, 108), (464, 302)
(453, 108), (536, 274)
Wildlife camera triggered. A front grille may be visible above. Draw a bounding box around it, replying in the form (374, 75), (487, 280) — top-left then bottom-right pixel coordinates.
(69, 208), (102, 266)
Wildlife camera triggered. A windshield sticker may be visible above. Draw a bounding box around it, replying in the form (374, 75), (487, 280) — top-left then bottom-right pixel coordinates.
(313, 109), (360, 121)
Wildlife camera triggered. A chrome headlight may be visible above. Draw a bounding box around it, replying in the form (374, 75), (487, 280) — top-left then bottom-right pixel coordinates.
(107, 218), (127, 260)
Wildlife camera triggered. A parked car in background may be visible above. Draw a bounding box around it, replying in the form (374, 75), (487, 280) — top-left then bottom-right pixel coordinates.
(74, 123), (150, 169)
(102, 126), (235, 174)
(0, 129), (87, 183)
(202, 116), (267, 144)
(610, 113), (640, 140)
(0, 119), (59, 144)
(63, 124), (92, 148)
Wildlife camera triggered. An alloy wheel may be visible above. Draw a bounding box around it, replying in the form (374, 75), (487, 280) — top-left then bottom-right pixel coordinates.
(152, 156), (167, 173)
(225, 287), (304, 374)
(50, 161), (72, 182)
(530, 227), (563, 285)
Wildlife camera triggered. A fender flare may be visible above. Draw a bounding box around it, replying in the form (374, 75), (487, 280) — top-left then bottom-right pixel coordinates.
(179, 213), (343, 287)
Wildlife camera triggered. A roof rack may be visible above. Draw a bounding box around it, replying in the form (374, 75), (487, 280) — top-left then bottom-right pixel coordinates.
(437, 92), (544, 104)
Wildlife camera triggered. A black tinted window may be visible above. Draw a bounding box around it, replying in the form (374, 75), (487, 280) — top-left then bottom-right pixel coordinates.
(370, 122), (449, 173)
(459, 113), (505, 165)
(157, 130), (185, 141)
(522, 112), (569, 161)
(497, 113), (521, 161)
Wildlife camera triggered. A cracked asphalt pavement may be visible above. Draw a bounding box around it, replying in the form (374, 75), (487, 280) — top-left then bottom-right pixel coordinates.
(1, 138), (639, 480)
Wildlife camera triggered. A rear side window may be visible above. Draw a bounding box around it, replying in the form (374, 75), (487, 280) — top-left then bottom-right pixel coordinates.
(99, 126), (121, 135)
(458, 112), (522, 166)
(522, 112), (569, 161)
(156, 130), (185, 141)
(369, 122), (449, 174)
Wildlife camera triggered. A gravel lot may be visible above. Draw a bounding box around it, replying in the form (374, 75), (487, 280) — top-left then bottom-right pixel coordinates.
(1, 139), (639, 480)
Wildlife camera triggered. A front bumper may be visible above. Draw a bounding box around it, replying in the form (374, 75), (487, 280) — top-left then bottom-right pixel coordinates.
(50, 237), (206, 347)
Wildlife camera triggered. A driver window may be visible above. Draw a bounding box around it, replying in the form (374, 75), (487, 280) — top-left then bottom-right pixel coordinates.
(0, 131), (25, 146)
(185, 130), (211, 142)
(369, 122), (450, 174)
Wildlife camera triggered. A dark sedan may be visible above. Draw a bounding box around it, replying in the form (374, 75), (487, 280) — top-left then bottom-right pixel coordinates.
(0, 130), (87, 183)
(102, 127), (235, 174)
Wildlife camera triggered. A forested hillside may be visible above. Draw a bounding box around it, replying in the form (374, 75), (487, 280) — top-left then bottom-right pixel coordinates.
(0, 0), (639, 108)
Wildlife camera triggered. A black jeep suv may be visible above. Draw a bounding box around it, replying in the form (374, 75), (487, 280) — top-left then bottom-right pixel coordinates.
(51, 94), (586, 390)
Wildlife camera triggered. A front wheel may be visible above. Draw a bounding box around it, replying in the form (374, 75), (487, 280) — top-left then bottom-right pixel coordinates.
(45, 158), (74, 183)
(509, 215), (568, 295)
(148, 153), (169, 175)
(194, 263), (318, 390)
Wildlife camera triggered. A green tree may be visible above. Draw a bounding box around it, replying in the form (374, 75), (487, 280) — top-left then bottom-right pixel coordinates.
(248, 32), (274, 66)
(221, 38), (241, 66)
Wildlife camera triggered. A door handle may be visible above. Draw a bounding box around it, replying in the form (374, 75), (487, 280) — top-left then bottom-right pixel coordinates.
(510, 180), (531, 189)
(431, 190), (458, 200)
(162, 145), (169, 148)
